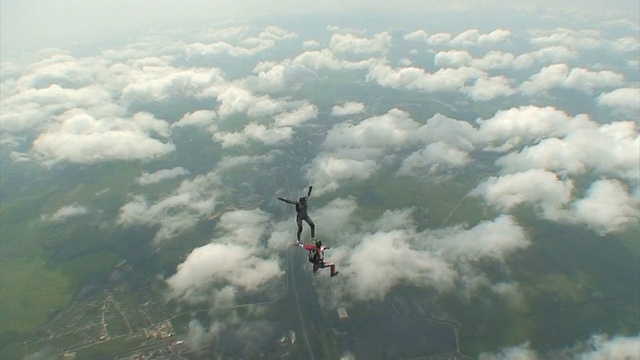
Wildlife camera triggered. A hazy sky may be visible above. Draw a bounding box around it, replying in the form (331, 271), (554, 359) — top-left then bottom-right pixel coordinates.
(2, 0), (639, 357)
(2, 0), (639, 57)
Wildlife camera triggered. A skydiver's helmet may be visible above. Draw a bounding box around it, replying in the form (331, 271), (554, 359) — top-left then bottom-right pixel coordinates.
(315, 240), (322, 248)
(299, 196), (307, 203)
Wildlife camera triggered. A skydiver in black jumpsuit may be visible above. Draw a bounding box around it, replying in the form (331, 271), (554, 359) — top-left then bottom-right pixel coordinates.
(278, 186), (315, 243)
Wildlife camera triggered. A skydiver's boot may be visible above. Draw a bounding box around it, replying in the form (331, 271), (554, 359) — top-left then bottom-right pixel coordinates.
(330, 264), (338, 277)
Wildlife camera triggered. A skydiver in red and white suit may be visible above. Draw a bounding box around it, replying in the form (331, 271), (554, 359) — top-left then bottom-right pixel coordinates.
(295, 240), (339, 277)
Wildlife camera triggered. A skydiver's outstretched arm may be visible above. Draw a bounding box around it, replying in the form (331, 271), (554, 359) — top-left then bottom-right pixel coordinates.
(307, 186), (313, 198)
(278, 197), (297, 205)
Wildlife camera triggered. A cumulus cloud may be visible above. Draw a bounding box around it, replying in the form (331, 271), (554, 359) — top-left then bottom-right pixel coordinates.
(329, 32), (392, 56)
(519, 64), (624, 95)
(570, 179), (640, 235)
(530, 28), (604, 50)
(473, 173), (639, 235)
(292, 49), (377, 71)
(480, 333), (640, 360)
(118, 171), (222, 243)
(464, 75), (515, 101)
(173, 110), (217, 128)
(1, 83), (115, 133)
(306, 109), (418, 193)
(273, 103), (318, 127)
(209, 87), (316, 147)
(185, 26), (296, 58)
(307, 109), (480, 194)
(330, 101), (365, 116)
(244, 60), (318, 92)
(136, 167), (189, 185)
(451, 28), (512, 47)
(32, 111), (175, 165)
(578, 333), (640, 360)
(121, 65), (228, 104)
(41, 204), (88, 223)
(344, 229), (455, 300)
(427, 32), (453, 45)
(166, 208), (284, 304)
(333, 209), (529, 301)
(366, 62), (486, 97)
(398, 141), (471, 175)
(306, 154), (380, 195)
(495, 120), (640, 181)
(470, 50), (534, 70)
(434, 50), (472, 68)
(470, 169), (574, 221)
(323, 108), (419, 149)
(478, 342), (539, 360)
(477, 106), (594, 151)
(597, 87), (640, 116)
(403, 29), (430, 42)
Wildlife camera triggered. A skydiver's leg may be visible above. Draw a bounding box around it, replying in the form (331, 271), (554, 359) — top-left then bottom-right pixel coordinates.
(312, 262), (319, 274)
(326, 262), (338, 277)
(296, 217), (303, 241)
(304, 216), (315, 238)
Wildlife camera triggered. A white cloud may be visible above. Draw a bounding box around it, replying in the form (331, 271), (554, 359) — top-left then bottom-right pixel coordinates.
(212, 95), (316, 148)
(121, 65), (227, 104)
(32, 111), (174, 165)
(579, 333), (640, 360)
(307, 110), (480, 194)
(184, 26), (295, 59)
(427, 32), (452, 45)
(433, 50), (472, 68)
(530, 27), (604, 50)
(344, 229), (456, 300)
(398, 141), (471, 175)
(166, 242), (282, 303)
(241, 122), (293, 145)
(464, 75), (515, 101)
(273, 103), (318, 127)
(366, 63), (485, 94)
(495, 120), (640, 181)
(323, 108), (418, 149)
(305, 154), (380, 196)
(173, 110), (217, 128)
(136, 167), (189, 185)
(570, 179), (640, 235)
(403, 29), (430, 42)
(216, 86), (284, 119)
(329, 32), (392, 55)
(41, 204), (89, 223)
(450, 28), (512, 47)
(611, 36), (640, 53)
(244, 60), (318, 92)
(480, 333), (640, 360)
(330, 101), (365, 116)
(520, 64), (624, 95)
(334, 212), (529, 301)
(166, 208), (284, 304)
(302, 40), (320, 50)
(477, 106), (594, 151)
(470, 50), (530, 70)
(479, 342), (539, 360)
(118, 171), (222, 243)
(292, 49), (376, 71)
(470, 169), (574, 220)
(597, 87), (640, 116)
(526, 45), (577, 64)
(1, 83), (116, 133)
